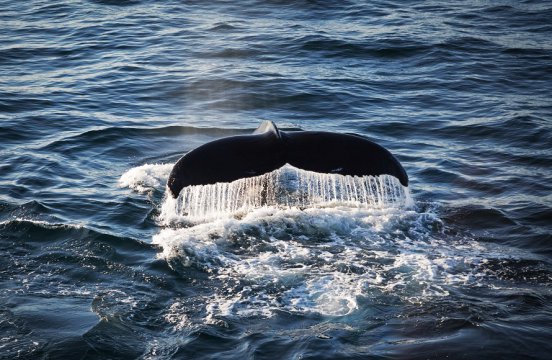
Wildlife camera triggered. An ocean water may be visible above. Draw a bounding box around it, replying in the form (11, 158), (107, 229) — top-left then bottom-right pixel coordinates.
(1, 0), (551, 359)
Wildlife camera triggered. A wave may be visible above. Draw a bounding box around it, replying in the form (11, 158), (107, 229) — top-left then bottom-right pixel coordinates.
(42, 125), (246, 152)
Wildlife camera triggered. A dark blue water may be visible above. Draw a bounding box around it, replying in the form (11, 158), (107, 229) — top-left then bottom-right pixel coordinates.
(1, 1), (551, 359)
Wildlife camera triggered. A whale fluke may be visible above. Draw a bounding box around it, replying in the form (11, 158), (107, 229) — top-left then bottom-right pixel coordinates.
(167, 121), (408, 198)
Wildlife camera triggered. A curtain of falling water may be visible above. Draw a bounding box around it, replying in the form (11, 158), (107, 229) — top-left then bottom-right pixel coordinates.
(168, 165), (412, 220)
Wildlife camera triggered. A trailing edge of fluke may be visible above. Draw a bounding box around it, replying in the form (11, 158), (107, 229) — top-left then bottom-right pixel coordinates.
(167, 121), (408, 198)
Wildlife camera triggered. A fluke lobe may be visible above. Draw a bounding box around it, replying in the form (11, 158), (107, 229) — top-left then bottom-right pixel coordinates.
(167, 121), (408, 198)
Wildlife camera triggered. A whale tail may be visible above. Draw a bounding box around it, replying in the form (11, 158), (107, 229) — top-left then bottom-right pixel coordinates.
(168, 121), (408, 198)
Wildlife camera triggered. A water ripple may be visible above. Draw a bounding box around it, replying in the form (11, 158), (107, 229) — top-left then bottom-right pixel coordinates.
(1, 0), (551, 358)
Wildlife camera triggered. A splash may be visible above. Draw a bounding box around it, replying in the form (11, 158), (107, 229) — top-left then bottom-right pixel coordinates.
(160, 165), (413, 222)
(152, 205), (475, 319)
(123, 162), (496, 319)
(115, 162), (541, 321)
(119, 163), (173, 193)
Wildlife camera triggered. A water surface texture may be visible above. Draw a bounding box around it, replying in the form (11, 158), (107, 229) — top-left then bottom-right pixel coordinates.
(1, 1), (551, 359)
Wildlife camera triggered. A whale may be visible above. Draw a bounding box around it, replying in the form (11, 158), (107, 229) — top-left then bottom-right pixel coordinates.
(167, 121), (408, 198)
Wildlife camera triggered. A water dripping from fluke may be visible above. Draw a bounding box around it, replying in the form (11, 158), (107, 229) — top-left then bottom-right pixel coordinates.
(160, 165), (413, 223)
(167, 121), (409, 199)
